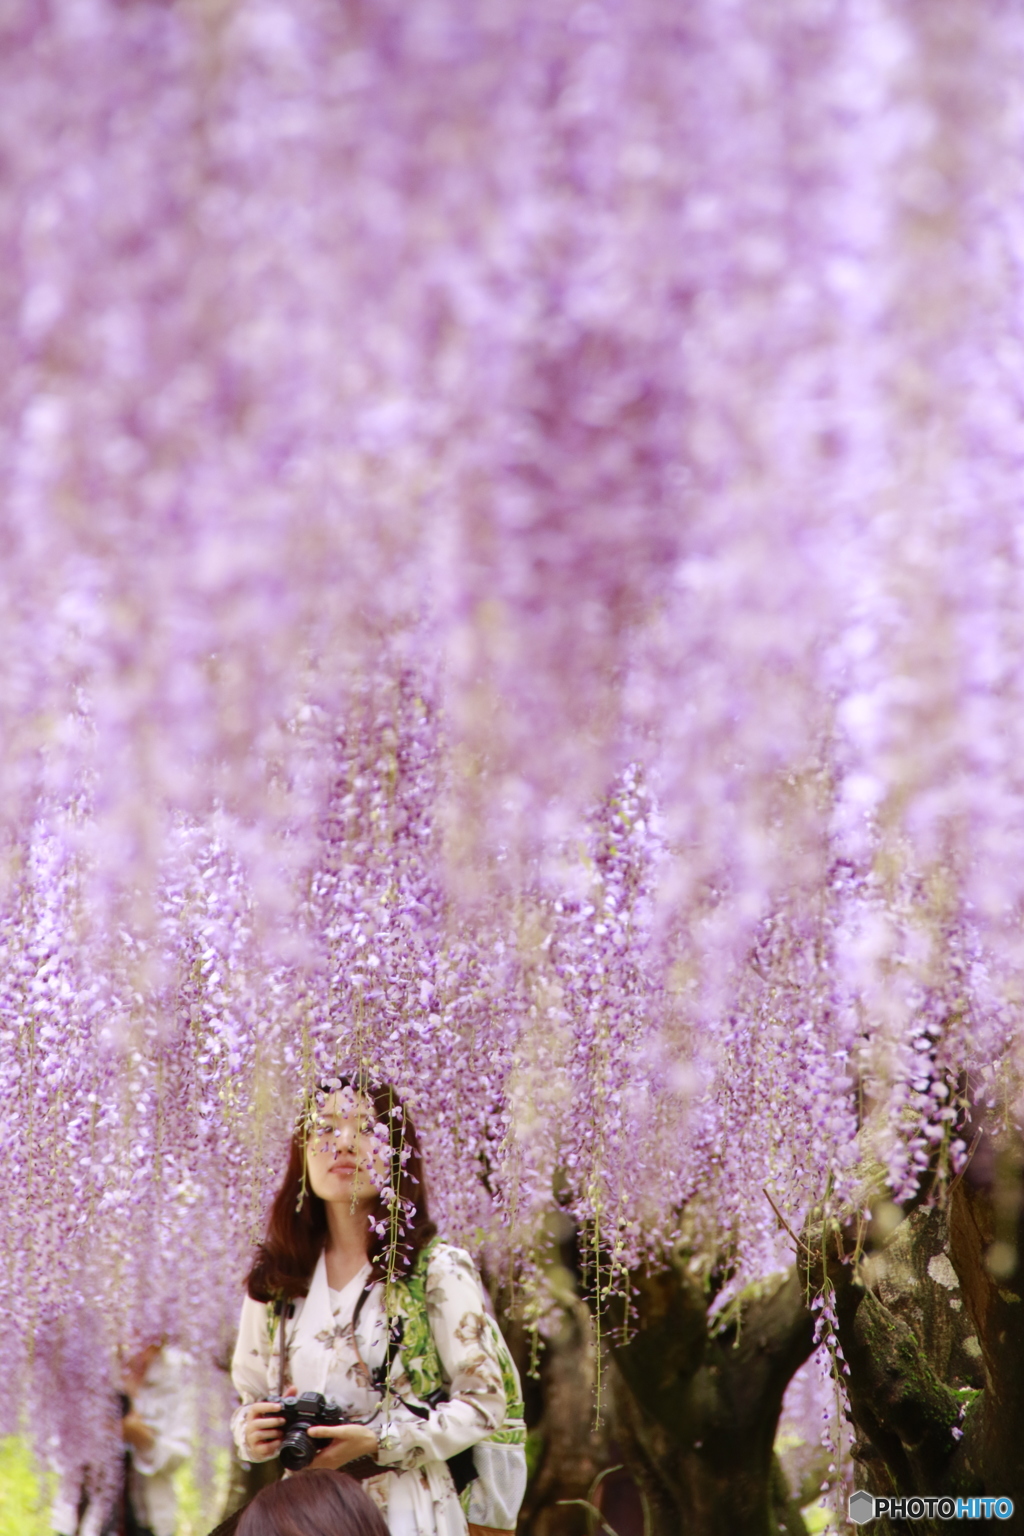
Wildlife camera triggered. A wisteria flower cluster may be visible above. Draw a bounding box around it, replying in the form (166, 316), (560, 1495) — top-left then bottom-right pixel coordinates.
(2, 0), (1024, 1485)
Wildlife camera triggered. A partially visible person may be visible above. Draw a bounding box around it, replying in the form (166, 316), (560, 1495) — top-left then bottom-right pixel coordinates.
(50, 1341), (193, 1536)
(235, 1469), (391, 1536)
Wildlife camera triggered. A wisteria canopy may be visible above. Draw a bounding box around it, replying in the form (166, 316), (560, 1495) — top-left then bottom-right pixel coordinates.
(2, 0), (1023, 1485)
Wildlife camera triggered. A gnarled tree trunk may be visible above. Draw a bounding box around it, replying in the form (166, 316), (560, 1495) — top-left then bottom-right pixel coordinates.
(606, 1258), (816, 1536)
(809, 1129), (1024, 1536)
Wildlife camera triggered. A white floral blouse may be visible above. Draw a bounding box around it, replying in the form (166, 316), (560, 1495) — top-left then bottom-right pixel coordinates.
(230, 1243), (513, 1536)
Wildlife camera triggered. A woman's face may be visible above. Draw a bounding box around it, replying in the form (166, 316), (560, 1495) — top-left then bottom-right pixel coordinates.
(305, 1089), (390, 1208)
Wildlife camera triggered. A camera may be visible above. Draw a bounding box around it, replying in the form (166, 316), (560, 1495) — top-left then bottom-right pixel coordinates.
(271, 1391), (351, 1471)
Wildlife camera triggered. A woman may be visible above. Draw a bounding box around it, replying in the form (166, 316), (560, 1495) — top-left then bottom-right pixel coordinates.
(236, 1469), (390, 1536)
(231, 1079), (526, 1536)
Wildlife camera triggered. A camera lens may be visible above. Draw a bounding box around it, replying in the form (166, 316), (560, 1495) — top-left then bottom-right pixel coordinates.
(279, 1427), (318, 1471)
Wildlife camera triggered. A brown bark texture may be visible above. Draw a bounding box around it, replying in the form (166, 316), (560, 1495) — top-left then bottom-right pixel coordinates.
(604, 1257), (816, 1536)
(806, 1129), (1024, 1536)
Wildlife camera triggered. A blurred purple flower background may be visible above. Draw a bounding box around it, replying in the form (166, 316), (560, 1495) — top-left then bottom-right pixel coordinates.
(2, 0), (1023, 1481)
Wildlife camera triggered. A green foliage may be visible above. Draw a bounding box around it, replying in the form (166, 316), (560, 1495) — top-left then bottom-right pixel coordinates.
(0, 1437), (230, 1536)
(801, 1497), (840, 1535)
(172, 1451), (233, 1536)
(0, 1437), (53, 1536)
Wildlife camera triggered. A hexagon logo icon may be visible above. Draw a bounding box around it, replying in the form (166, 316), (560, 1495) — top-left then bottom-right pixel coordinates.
(848, 1491), (875, 1525)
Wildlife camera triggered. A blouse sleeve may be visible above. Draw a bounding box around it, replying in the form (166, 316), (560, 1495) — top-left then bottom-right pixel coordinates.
(375, 1245), (506, 1473)
(230, 1294), (275, 1461)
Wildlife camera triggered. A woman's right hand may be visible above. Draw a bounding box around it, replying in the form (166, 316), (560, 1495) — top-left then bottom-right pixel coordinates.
(243, 1399), (288, 1461)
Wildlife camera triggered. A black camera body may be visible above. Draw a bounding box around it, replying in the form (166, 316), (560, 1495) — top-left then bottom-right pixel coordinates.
(271, 1390), (351, 1471)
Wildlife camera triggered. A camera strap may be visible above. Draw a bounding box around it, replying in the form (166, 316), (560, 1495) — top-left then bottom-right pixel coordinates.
(348, 1284), (475, 1486)
(348, 1282), (381, 1398)
(354, 1284), (413, 1407)
(274, 1300), (293, 1399)
(346, 1267), (479, 1497)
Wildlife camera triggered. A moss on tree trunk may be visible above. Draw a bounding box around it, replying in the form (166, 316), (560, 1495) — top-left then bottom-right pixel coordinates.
(807, 1129), (1024, 1536)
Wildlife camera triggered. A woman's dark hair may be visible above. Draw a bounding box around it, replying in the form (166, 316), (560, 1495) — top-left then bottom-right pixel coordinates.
(245, 1077), (436, 1302)
(234, 1470), (390, 1536)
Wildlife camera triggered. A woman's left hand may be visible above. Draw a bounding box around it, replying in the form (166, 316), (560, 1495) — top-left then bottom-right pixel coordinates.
(305, 1423), (380, 1470)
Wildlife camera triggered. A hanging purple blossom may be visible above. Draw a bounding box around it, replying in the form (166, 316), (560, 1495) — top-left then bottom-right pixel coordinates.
(1, 0), (1023, 1486)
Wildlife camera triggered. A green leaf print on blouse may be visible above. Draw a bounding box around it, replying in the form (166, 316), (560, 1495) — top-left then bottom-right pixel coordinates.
(389, 1240), (446, 1402)
(390, 1241), (526, 1449)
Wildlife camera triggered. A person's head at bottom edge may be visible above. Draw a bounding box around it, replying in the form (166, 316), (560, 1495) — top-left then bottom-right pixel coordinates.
(234, 1470), (390, 1536)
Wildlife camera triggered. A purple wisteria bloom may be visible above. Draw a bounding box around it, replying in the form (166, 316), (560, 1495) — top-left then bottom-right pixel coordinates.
(1, 0), (1022, 1484)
